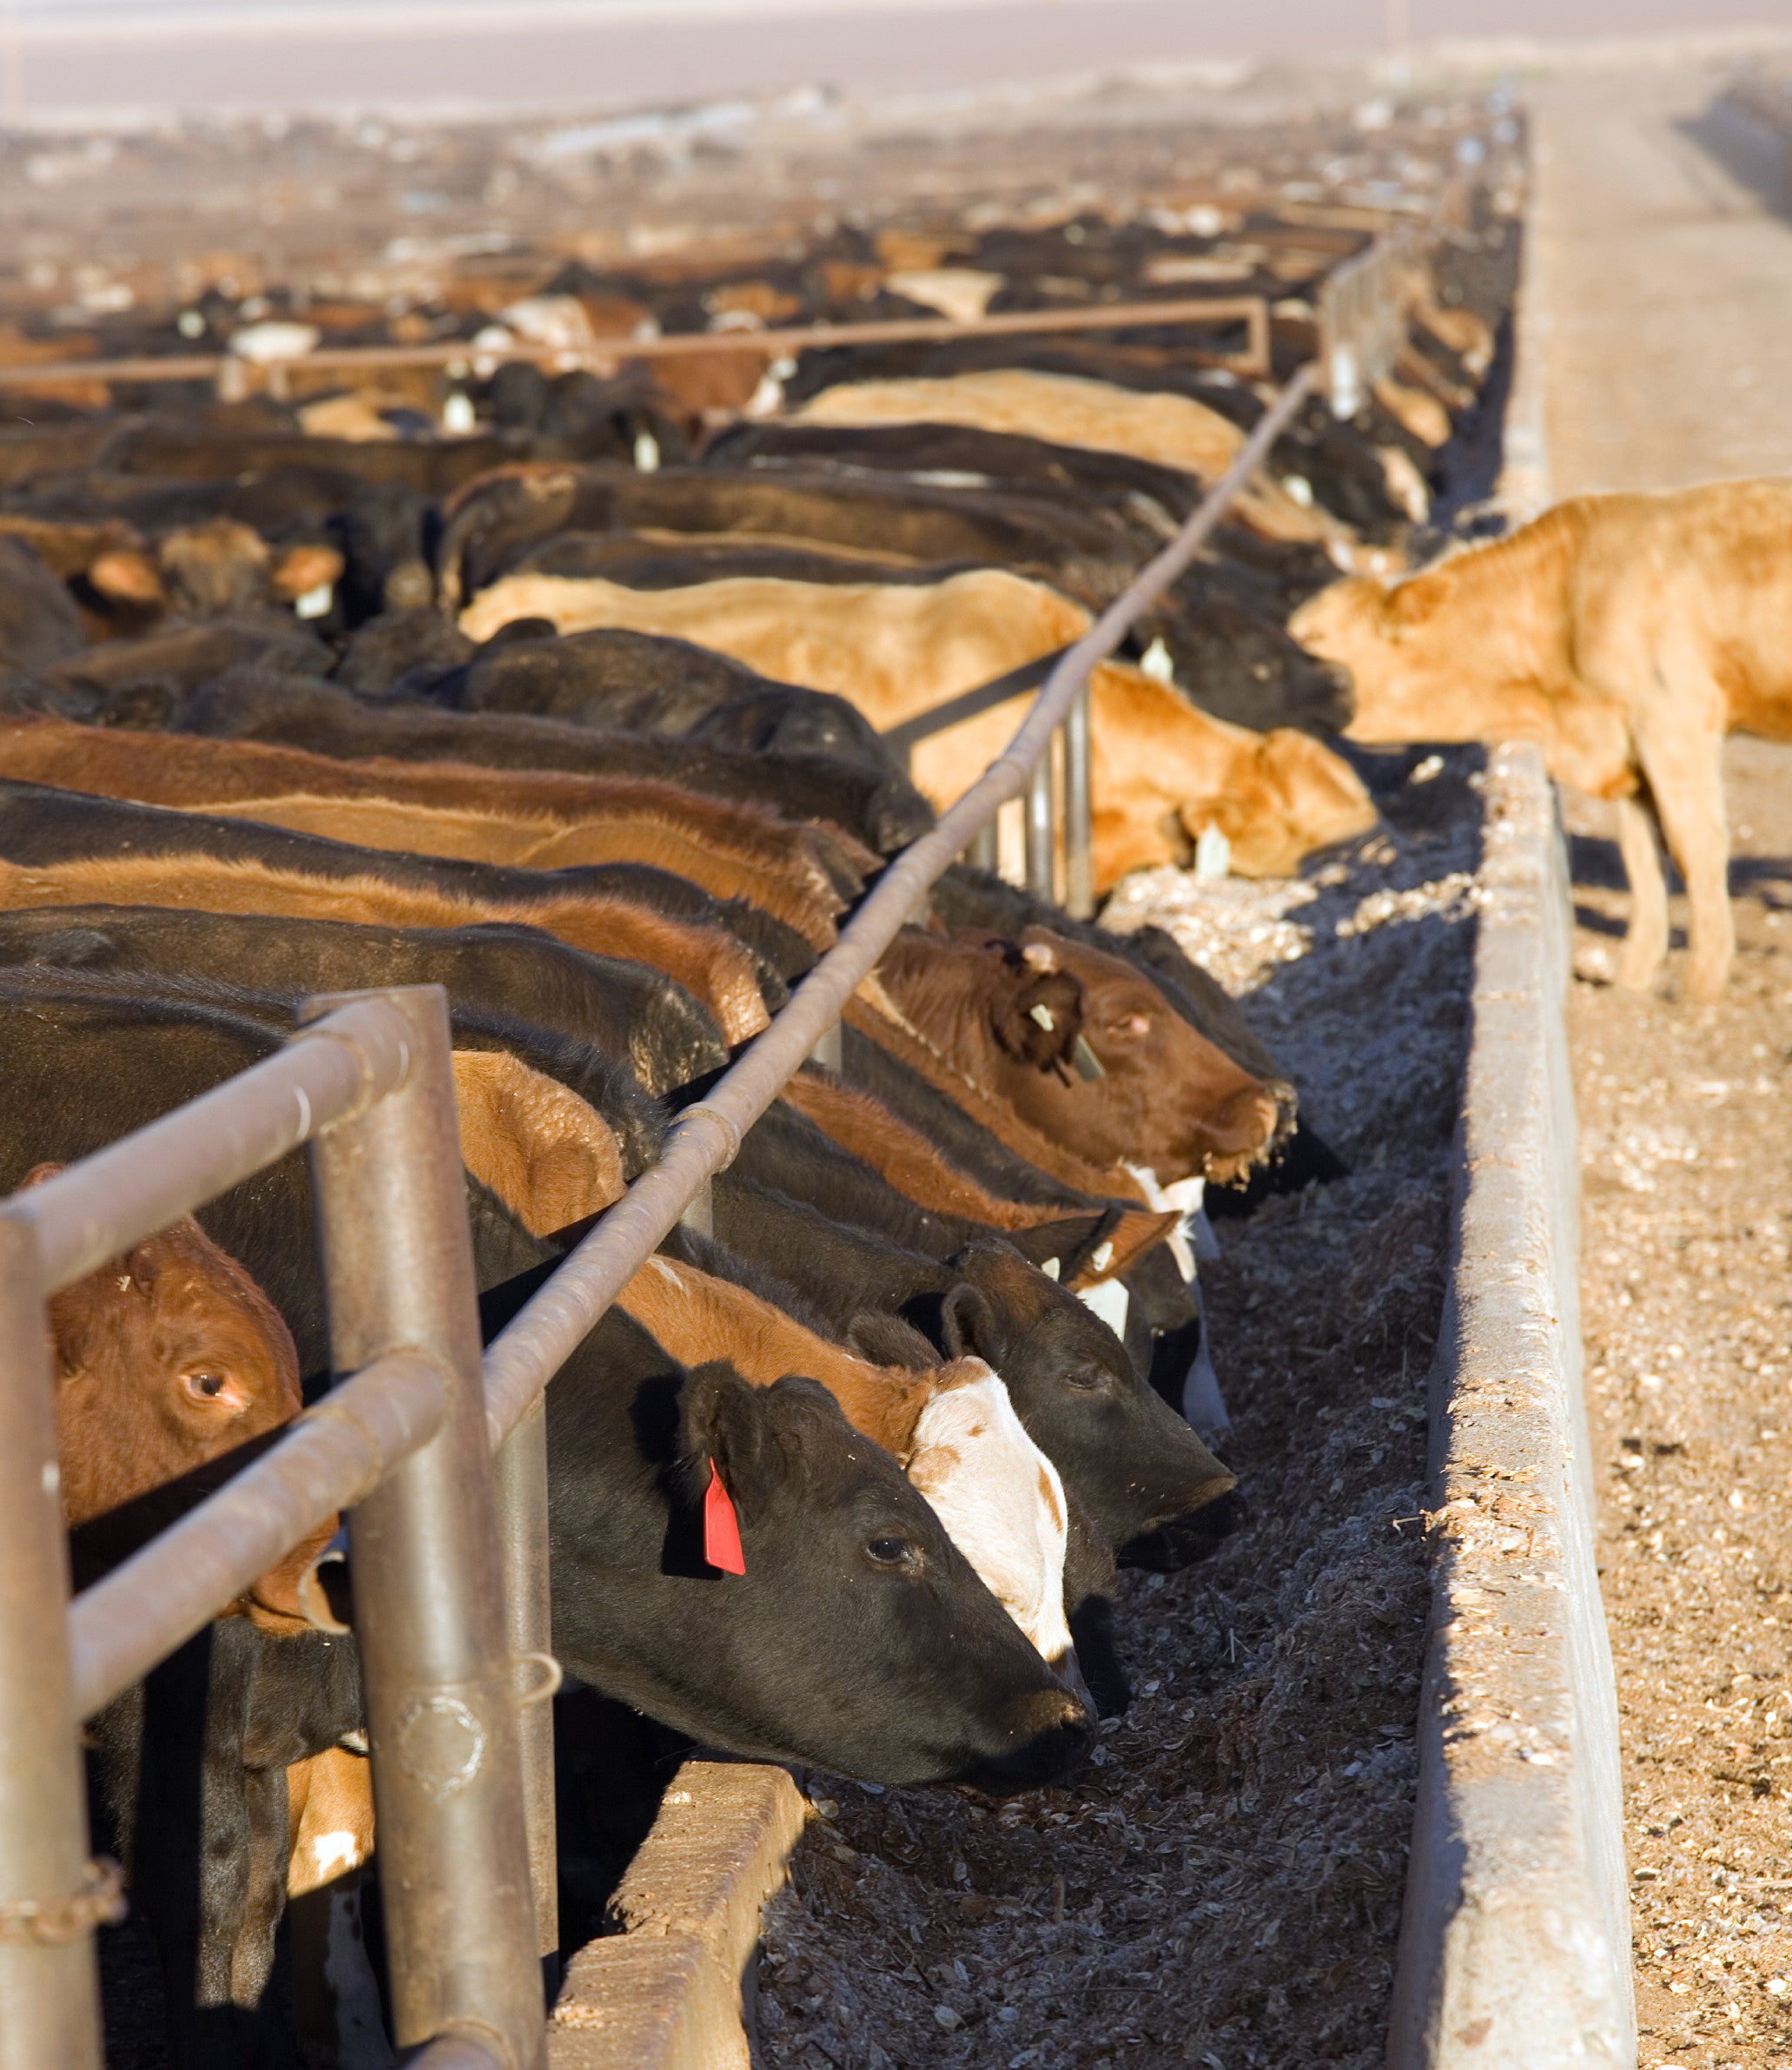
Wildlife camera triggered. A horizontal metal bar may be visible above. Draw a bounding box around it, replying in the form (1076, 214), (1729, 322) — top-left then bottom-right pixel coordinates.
(881, 650), (1063, 757)
(11, 996), (414, 1296)
(480, 360), (1321, 1446)
(0, 294), (1271, 391)
(69, 1349), (446, 1721)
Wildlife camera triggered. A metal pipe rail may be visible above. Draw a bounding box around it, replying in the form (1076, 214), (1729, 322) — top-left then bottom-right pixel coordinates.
(0, 293), (1273, 392)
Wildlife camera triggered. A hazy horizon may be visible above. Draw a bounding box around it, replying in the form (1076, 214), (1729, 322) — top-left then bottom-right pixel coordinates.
(2, 0), (1788, 122)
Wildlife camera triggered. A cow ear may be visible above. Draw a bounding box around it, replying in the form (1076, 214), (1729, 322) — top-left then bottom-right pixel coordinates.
(88, 549), (168, 606)
(990, 964), (1085, 1071)
(1381, 572), (1444, 638)
(677, 1360), (766, 1510)
(844, 1311), (936, 1370)
(940, 1283), (999, 1364)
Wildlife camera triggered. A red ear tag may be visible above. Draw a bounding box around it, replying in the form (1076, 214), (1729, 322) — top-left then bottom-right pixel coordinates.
(704, 1462), (746, 1576)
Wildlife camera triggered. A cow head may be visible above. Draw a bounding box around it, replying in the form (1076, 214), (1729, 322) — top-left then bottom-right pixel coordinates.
(547, 1330), (1089, 1794)
(31, 1165), (302, 1527)
(940, 1240), (1236, 1545)
(989, 929), (1280, 1184)
(1288, 571), (1463, 745)
(895, 1356), (1079, 1683)
(1180, 724), (1379, 879)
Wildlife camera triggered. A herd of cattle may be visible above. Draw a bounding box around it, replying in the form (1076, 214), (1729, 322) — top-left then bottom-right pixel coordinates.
(0, 174), (1518, 2065)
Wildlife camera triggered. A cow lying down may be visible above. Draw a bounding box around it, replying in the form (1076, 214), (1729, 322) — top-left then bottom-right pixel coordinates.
(1292, 481), (1792, 1001)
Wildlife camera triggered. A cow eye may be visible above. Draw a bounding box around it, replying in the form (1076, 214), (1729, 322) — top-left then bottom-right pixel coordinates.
(182, 1370), (231, 1404)
(1061, 1368), (1110, 1392)
(864, 1535), (915, 1568)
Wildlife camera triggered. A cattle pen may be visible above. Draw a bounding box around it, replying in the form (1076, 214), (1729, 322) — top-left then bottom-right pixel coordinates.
(0, 93), (1635, 2070)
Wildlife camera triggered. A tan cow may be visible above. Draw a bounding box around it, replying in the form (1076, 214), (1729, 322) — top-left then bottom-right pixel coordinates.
(1291, 483), (1792, 1001)
(787, 367), (1339, 545)
(460, 567), (1375, 887)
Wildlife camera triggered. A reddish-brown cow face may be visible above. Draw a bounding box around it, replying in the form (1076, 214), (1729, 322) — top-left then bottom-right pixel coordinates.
(986, 929), (1280, 1185)
(30, 1167), (303, 1527)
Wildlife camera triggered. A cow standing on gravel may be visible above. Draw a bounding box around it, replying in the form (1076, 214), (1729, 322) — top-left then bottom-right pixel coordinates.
(1292, 480), (1792, 1001)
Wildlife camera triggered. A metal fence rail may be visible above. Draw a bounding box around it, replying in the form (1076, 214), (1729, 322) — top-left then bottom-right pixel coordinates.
(0, 293), (1273, 393)
(0, 222), (1419, 2067)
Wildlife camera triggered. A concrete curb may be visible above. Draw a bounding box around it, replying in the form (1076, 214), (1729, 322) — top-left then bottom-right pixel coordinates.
(547, 1760), (809, 2070)
(1498, 139), (1553, 524)
(1385, 744), (1632, 2070)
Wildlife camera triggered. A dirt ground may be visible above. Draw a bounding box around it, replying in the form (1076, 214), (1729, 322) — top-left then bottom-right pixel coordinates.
(1566, 744), (1792, 2070)
(757, 747), (1487, 2070)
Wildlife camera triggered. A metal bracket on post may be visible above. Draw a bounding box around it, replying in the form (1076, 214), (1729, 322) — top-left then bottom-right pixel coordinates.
(302, 986), (546, 2070)
(0, 1212), (105, 2070)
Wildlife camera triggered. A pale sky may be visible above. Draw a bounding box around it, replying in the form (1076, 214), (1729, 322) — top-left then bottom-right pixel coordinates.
(3, 0), (1789, 117)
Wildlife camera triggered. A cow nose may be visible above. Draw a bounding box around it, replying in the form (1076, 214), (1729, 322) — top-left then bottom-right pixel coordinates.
(1010, 1686), (1092, 1748)
(1050, 1646), (1098, 1727)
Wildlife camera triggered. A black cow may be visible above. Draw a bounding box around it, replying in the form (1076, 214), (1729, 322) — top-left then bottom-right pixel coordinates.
(427, 623), (903, 775)
(544, 1305), (1088, 1787)
(695, 1187), (1230, 1549)
(436, 461), (1141, 615)
(147, 673), (931, 857)
(0, 902), (726, 1098)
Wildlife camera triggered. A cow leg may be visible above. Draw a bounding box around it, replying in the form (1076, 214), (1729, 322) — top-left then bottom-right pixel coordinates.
(1613, 791), (1670, 991)
(1634, 721), (1733, 1002)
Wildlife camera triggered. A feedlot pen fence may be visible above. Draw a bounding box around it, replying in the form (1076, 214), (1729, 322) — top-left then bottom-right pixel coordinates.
(0, 247), (1411, 2070)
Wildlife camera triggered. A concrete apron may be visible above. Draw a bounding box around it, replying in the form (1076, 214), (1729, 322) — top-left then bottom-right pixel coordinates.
(1385, 741), (1633, 2070)
(546, 1761), (809, 2070)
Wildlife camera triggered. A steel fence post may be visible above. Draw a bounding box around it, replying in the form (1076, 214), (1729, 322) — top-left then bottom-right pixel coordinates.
(1025, 743), (1055, 899)
(493, 1397), (558, 1963)
(0, 1210), (104, 2070)
(301, 985), (546, 2070)
(1063, 678), (1094, 920)
(966, 821), (999, 873)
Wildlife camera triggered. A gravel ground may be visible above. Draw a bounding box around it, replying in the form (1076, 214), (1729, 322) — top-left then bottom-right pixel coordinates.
(1565, 742), (1792, 2070)
(757, 745), (1487, 2070)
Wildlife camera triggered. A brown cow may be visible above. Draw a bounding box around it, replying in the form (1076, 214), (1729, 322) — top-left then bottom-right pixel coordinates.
(0, 853), (770, 1043)
(449, 1048), (626, 1238)
(0, 714), (863, 950)
(1290, 482), (1792, 1000)
(876, 925), (1281, 1186)
(38, 1167), (299, 1523)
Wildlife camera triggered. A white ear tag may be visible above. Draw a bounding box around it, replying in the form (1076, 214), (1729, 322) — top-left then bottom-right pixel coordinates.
(294, 581), (334, 620)
(1078, 1278), (1130, 1338)
(1028, 1003), (1055, 1031)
